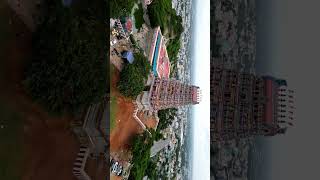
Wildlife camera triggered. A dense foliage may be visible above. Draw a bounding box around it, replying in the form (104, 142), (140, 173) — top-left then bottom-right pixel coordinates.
(144, 159), (158, 180)
(118, 53), (150, 98)
(147, 0), (183, 72)
(157, 108), (178, 131)
(133, 3), (144, 29)
(129, 129), (162, 180)
(24, 0), (108, 116)
(166, 37), (181, 75)
(147, 0), (183, 36)
(110, 0), (137, 18)
(129, 108), (177, 179)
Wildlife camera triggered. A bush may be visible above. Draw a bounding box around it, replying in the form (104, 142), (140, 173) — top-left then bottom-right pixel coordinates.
(24, 0), (108, 116)
(147, 0), (183, 37)
(118, 53), (150, 98)
(157, 108), (177, 130)
(167, 36), (181, 66)
(129, 129), (161, 180)
(110, 0), (137, 18)
(134, 3), (144, 29)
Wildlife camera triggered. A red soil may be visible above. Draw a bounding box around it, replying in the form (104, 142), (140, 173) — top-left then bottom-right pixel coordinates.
(110, 67), (143, 152)
(109, 66), (158, 153)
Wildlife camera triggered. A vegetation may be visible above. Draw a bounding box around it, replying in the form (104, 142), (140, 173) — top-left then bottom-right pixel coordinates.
(157, 108), (178, 131)
(24, 0), (108, 116)
(166, 37), (181, 74)
(133, 3), (144, 29)
(0, 101), (23, 180)
(129, 108), (177, 179)
(144, 158), (158, 180)
(147, 0), (183, 37)
(129, 129), (162, 180)
(118, 53), (150, 98)
(147, 0), (183, 72)
(110, 0), (137, 18)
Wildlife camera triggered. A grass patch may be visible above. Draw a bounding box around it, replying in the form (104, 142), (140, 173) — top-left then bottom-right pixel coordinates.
(0, 102), (23, 180)
(134, 3), (144, 29)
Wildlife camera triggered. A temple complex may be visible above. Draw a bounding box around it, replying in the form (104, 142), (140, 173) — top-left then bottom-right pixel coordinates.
(210, 65), (295, 142)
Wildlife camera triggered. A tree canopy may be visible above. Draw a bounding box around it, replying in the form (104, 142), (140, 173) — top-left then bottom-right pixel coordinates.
(24, 0), (108, 116)
(129, 128), (162, 180)
(133, 3), (144, 29)
(157, 108), (178, 131)
(110, 0), (137, 18)
(118, 52), (150, 98)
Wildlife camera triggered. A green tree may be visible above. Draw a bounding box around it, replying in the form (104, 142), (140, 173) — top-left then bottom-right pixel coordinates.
(24, 0), (108, 116)
(117, 52), (150, 98)
(157, 108), (177, 130)
(134, 3), (144, 29)
(147, 0), (183, 72)
(129, 128), (163, 180)
(110, 0), (137, 18)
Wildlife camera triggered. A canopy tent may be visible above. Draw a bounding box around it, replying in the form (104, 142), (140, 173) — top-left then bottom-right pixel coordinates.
(122, 51), (134, 64)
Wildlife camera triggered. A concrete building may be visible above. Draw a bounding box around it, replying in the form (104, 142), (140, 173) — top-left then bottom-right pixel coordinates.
(71, 99), (109, 179)
(210, 64), (295, 142)
(136, 75), (201, 113)
(146, 27), (171, 79)
(150, 138), (171, 157)
(72, 146), (91, 180)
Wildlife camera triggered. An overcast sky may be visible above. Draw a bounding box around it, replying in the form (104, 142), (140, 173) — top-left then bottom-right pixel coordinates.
(256, 0), (320, 179)
(191, 0), (210, 179)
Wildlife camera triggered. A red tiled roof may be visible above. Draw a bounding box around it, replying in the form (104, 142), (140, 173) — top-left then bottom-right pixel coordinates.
(125, 19), (132, 32)
(157, 46), (170, 78)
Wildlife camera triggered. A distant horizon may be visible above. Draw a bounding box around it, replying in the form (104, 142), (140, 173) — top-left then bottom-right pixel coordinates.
(190, 0), (210, 179)
(255, 0), (320, 180)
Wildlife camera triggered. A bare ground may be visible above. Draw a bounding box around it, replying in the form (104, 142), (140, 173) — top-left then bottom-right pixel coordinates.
(109, 65), (158, 153)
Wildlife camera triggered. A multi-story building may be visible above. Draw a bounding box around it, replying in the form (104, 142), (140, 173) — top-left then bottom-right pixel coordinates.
(146, 26), (171, 79)
(136, 26), (200, 113)
(136, 75), (201, 113)
(210, 65), (295, 142)
(71, 99), (109, 180)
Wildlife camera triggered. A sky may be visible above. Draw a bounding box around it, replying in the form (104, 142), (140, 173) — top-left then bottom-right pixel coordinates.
(190, 0), (210, 179)
(256, 0), (320, 179)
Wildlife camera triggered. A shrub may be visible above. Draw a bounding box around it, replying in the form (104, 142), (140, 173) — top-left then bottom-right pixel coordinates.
(24, 0), (108, 116)
(117, 52), (150, 98)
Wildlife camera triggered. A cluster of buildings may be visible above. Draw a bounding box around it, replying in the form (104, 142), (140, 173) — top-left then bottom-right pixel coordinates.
(173, 0), (193, 81)
(135, 26), (201, 115)
(210, 1), (294, 180)
(213, 0), (256, 72)
(110, 17), (133, 45)
(210, 64), (295, 142)
(211, 139), (252, 180)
